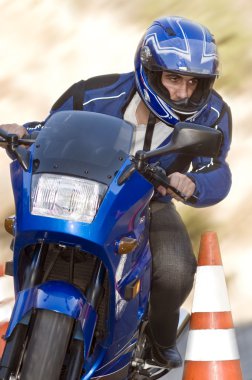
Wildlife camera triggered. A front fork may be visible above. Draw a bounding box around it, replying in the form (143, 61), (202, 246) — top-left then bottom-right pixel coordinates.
(21, 240), (48, 290)
(1, 243), (107, 379)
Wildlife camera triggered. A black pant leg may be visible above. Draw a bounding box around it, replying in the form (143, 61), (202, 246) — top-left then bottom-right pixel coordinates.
(149, 201), (197, 347)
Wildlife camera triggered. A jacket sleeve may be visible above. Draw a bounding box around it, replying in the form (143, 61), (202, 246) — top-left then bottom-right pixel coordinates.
(23, 74), (122, 134)
(185, 105), (232, 207)
(23, 80), (85, 134)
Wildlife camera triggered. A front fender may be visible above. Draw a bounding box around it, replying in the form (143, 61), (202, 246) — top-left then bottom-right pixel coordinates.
(35, 280), (86, 317)
(6, 281), (97, 340)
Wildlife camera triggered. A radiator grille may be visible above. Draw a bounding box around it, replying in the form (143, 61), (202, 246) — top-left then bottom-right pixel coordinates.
(43, 244), (108, 336)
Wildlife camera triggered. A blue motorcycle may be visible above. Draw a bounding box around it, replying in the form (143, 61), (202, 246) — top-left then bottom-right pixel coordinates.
(0, 111), (222, 380)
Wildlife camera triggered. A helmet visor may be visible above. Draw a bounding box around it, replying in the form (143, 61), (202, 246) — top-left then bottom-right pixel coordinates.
(140, 36), (219, 77)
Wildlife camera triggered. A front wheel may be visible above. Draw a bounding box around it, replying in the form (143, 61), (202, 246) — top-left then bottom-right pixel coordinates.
(20, 309), (74, 380)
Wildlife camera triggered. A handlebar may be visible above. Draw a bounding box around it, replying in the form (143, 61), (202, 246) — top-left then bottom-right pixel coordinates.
(117, 160), (198, 204)
(143, 164), (198, 204)
(0, 131), (36, 171)
(0, 130), (36, 147)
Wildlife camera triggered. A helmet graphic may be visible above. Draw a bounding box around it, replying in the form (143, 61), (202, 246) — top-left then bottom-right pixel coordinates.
(134, 16), (219, 125)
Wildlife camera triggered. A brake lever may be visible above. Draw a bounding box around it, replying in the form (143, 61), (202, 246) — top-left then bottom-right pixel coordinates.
(18, 137), (36, 146)
(144, 164), (198, 204)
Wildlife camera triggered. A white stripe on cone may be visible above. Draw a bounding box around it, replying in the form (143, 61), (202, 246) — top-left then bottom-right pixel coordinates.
(192, 266), (231, 312)
(0, 300), (14, 324)
(185, 329), (240, 361)
(0, 275), (14, 303)
(0, 275), (14, 324)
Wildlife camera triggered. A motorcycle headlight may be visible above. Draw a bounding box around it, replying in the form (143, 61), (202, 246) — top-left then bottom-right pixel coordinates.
(31, 173), (108, 223)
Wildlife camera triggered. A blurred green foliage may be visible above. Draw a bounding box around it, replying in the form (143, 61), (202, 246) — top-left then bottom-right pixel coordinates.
(144, 1), (251, 95)
(73, 0), (251, 94)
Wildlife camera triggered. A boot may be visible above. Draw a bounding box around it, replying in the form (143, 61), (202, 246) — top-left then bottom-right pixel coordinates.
(151, 343), (182, 368)
(145, 324), (182, 368)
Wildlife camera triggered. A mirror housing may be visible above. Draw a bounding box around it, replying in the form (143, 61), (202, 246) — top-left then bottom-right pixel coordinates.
(135, 122), (223, 162)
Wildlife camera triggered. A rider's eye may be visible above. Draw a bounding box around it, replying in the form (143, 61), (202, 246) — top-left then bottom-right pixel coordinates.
(190, 79), (198, 86)
(165, 75), (179, 82)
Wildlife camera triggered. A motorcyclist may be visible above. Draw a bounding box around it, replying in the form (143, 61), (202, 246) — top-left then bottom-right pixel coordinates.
(0, 16), (232, 368)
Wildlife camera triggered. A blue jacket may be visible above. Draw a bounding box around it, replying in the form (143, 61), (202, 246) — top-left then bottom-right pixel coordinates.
(24, 72), (232, 207)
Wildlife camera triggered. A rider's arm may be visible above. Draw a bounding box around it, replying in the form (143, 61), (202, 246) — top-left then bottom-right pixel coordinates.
(185, 107), (232, 207)
(0, 123), (27, 138)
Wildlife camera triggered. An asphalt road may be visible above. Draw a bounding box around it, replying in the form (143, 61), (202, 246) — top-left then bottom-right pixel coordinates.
(163, 323), (252, 380)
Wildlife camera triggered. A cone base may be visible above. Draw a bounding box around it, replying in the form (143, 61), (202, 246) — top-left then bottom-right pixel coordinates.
(182, 360), (243, 380)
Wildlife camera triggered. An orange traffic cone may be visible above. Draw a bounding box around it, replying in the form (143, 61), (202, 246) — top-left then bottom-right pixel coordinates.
(0, 263), (8, 358)
(0, 322), (8, 358)
(182, 231), (243, 379)
(0, 264), (4, 277)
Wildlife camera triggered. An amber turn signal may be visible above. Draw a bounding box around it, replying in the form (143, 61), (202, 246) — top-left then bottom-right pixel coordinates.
(124, 279), (141, 300)
(4, 215), (15, 236)
(117, 237), (138, 254)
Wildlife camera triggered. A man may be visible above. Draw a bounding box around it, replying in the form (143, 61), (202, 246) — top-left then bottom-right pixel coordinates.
(0, 16), (232, 368)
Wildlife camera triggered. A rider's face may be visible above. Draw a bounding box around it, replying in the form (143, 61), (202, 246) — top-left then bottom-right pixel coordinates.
(161, 72), (198, 101)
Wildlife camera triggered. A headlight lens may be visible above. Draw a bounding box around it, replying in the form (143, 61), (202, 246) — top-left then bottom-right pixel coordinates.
(31, 173), (108, 223)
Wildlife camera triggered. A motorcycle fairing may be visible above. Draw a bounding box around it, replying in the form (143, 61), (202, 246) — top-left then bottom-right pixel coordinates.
(8, 111), (155, 378)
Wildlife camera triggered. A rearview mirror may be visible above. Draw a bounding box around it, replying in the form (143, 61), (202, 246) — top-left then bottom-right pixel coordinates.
(136, 122), (223, 161)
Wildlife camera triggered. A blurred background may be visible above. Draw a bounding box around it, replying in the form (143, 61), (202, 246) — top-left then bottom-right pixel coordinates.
(0, 0), (251, 336)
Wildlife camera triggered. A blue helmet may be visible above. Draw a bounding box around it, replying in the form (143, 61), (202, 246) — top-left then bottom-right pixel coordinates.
(134, 16), (219, 125)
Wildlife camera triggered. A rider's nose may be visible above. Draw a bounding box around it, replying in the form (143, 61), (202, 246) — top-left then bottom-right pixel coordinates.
(176, 82), (189, 99)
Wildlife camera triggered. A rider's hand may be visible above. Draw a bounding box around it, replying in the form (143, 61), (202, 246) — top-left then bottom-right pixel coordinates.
(157, 172), (196, 201)
(0, 124), (27, 139)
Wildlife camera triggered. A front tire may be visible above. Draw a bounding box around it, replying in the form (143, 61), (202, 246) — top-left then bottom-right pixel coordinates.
(20, 309), (74, 380)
